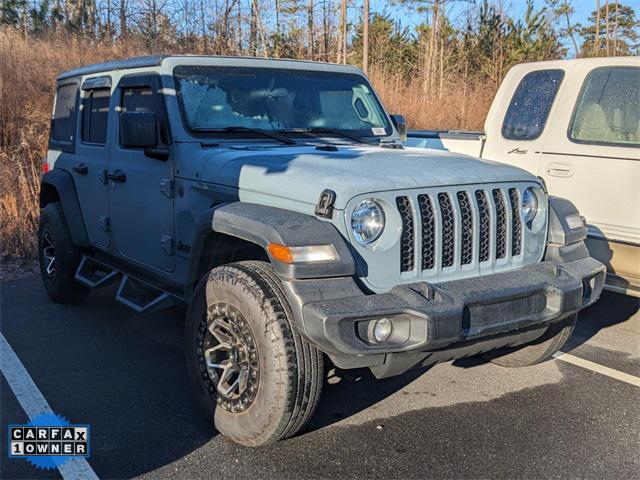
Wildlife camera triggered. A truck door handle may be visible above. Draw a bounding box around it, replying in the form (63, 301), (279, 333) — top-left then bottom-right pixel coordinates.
(106, 170), (126, 183)
(73, 163), (88, 175)
(545, 162), (574, 178)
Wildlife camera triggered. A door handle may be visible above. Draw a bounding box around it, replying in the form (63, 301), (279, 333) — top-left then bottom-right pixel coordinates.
(106, 169), (126, 183)
(73, 163), (88, 175)
(545, 162), (574, 178)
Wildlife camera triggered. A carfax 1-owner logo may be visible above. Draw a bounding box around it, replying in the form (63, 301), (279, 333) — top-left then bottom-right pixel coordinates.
(8, 413), (90, 470)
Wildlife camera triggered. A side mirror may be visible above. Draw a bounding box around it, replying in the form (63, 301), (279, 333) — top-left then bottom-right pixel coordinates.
(390, 114), (407, 142)
(120, 111), (158, 149)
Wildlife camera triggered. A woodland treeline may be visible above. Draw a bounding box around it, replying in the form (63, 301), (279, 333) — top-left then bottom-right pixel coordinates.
(1, 0), (638, 90)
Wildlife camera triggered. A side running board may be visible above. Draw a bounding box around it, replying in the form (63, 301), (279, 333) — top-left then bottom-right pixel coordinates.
(115, 275), (173, 313)
(75, 255), (174, 313)
(75, 256), (120, 288)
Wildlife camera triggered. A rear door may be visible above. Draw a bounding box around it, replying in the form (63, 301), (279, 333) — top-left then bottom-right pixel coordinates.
(70, 77), (112, 247)
(108, 73), (175, 272)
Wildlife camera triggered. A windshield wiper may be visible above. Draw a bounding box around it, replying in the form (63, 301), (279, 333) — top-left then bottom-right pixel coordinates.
(194, 126), (297, 145)
(278, 128), (377, 146)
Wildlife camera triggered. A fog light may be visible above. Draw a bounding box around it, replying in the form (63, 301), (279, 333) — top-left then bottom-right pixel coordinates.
(373, 318), (393, 343)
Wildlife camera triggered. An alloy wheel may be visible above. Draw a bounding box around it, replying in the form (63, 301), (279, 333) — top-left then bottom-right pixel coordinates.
(201, 302), (259, 413)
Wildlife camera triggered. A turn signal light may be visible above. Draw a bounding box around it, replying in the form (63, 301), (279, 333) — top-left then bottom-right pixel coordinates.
(267, 243), (338, 264)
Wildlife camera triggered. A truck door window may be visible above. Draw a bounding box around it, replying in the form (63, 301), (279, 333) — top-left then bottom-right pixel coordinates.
(569, 67), (640, 147)
(501, 69), (564, 141)
(51, 83), (79, 149)
(80, 88), (110, 144)
(121, 86), (169, 145)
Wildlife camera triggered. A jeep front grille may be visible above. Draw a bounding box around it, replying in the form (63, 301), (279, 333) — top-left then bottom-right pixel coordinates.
(508, 188), (522, 256)
(397, 186), (527, 275)
(396, 196), (415, 272)
(492, 189), (508, 260)
(417, 194), (436, 270)
(475, 190), (491, 263)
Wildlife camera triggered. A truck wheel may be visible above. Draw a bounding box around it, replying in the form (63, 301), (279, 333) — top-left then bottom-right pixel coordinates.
(482, 314), (577, 367)
(185, 261), (324, 446)
(38, 203), (90, 304)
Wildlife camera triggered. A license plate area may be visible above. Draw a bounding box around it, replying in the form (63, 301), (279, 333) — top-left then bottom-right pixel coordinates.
(462, 291), (549, 338)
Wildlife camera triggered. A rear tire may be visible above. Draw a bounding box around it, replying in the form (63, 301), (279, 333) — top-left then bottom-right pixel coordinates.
(38, 203), (90, 304)
(185, 261), (323, 446)
(482, 314), (577, 367)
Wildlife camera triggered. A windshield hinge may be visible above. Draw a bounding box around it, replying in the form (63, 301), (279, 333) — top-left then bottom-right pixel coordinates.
(315, 189), (337, 219)
(160, 179), (175, 198)
(161, 235), (175, 256)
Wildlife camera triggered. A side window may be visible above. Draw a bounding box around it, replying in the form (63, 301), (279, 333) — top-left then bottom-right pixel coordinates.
(120, 86), (169, 145)
(121, 87), (155, 114)
(81, 88), (110, 144)
(51, 83), (79, 145)
(569, 67), (640, 147)
(501, 69), (564, 141)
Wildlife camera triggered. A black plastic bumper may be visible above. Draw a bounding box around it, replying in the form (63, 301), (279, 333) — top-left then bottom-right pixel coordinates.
(284, 256), (605, 376)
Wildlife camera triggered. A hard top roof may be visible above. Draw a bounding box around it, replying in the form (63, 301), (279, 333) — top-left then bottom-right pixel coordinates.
(56, 54), (360, 81)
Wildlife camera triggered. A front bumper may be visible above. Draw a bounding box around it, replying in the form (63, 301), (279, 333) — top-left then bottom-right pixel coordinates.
(285, 256), (605, 376)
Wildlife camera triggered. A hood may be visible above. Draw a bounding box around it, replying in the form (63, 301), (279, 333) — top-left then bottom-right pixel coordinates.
(200, 144), (538, 210)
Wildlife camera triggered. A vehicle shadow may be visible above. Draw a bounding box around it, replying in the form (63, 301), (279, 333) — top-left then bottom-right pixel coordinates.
(308, 364), (430, 432)
(451, 290), (639, 369)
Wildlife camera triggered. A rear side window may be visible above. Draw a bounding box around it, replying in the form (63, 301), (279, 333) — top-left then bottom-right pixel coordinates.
(51, 83), (79, 144)
(569, 67), (640, 147)
(501, 69), (564, 141)
(81, 88), (110, 144)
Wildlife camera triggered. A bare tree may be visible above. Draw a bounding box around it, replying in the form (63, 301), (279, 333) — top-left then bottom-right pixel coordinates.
(605, 0), (610, 55)
(308, 0), (314, 59)
(120, 0), (127, 37)
(362, 0), (369, 73)
(594, 0), (600, 55)
(337, 0), (346, 63)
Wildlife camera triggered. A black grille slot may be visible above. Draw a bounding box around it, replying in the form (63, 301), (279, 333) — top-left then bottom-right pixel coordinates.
(418, 194), (436, 270)
(396, 196), (415, 272)
(438, 193), (455, 268)
(493, 189), (507, 259)
(457, 191), (473, 265)
(508, 188), (522, 256)
(475, 190), (491, 262)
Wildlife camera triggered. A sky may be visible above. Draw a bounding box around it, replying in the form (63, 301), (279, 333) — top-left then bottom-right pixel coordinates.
(366, 0), (611, 57)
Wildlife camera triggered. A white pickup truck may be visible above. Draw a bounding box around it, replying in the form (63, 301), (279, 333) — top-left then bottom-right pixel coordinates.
(407, 57), (639, 297)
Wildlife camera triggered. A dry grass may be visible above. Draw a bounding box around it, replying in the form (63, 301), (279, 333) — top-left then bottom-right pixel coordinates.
(0, 28), (493, 258)
(0, 29), (148, 259)
(371, 70), (493, 131)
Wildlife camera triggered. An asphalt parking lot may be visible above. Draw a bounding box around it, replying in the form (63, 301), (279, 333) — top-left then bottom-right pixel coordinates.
(1, 275), (639, 479)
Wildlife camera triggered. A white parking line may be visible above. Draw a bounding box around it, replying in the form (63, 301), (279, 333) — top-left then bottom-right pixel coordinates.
(553, 351), (640, 388)
(0, 332), (99, 480)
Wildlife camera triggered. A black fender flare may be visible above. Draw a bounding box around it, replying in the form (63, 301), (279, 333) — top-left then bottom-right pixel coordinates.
(211, 202), (355, 280)
(548, 196), (587, 246)
(40, 169), (89, 247)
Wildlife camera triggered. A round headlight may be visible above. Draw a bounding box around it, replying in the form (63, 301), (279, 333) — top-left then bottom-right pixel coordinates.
(351, 199), (385, 245)
(521, 187), (539, 223)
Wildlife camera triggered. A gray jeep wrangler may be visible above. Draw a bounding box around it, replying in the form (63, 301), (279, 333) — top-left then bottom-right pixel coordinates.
(40, 55), (605, 446)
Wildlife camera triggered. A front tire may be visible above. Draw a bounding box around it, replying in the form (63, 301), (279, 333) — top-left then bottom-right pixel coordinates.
(185, 261), (324, 446)
(482, 314), (577, 367)
(38, 203), (90, 304)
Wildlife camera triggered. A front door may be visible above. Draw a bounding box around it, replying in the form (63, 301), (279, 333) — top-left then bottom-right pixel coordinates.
(108, 74), (175, 272)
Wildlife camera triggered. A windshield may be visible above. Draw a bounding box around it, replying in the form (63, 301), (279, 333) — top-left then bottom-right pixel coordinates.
(173, 66), (391, 138)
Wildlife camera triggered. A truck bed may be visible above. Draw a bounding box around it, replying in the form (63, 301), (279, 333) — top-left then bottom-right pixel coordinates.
(405, 130), (485, 158)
